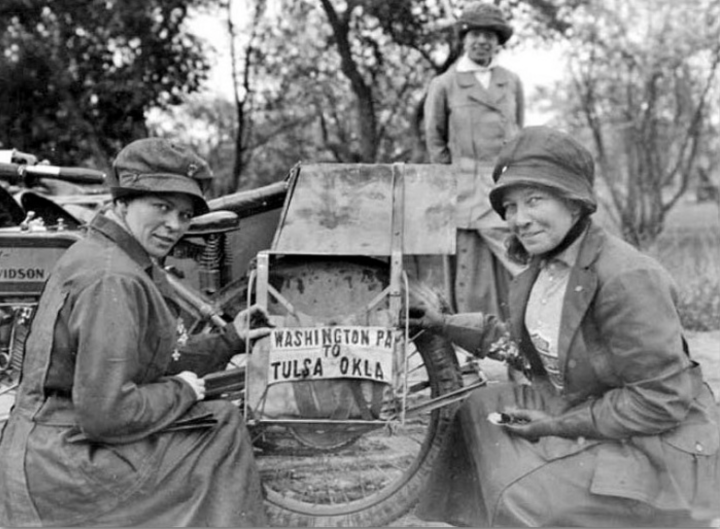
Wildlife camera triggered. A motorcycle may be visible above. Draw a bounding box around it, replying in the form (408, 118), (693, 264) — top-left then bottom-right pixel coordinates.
(1, 155), (508, 526)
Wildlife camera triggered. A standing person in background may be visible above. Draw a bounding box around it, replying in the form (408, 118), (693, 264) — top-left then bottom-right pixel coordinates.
(425, 1), (525, 316)
(0, 138), (270, 527)
(410, 126), (720, 527)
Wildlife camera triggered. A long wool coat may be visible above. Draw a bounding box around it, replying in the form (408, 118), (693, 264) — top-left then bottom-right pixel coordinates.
(417, 222), (720, 526)
(424, 63), (524, 229)
(425, 63), (524, 167)
(424, 63), (526, 315)
(0, 214), (266, 527)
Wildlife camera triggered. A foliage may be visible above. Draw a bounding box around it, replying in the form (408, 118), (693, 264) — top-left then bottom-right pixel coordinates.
(649, 203), (720, 331)
(1, 0), (587, 190)
(555, 0), (720, 248)
(0, 0), (213, 170)
(147, 94), (240, 198)
(177, 0), (588, 193)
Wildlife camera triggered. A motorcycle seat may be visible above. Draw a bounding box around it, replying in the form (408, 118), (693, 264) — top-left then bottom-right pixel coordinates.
(185, 210), (240, 237)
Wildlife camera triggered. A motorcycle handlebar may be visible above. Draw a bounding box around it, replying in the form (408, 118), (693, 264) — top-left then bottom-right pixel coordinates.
(0, 162), (106, 186)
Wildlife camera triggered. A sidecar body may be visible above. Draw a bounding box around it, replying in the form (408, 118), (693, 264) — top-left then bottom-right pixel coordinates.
(245, 163), (457, 423)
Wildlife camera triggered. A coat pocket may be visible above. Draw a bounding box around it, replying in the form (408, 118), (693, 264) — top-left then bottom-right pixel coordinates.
(658, 419), (720, 515)
(72, 433), (159, 495)
(589, 442), (659, 504)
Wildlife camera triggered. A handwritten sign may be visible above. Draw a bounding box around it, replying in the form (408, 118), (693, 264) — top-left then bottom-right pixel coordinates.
(266, 326), (395, 384)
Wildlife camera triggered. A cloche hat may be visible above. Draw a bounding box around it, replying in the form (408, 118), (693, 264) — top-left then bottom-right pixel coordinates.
(489, 126), (597, 219)
(456, 2), (513, 45)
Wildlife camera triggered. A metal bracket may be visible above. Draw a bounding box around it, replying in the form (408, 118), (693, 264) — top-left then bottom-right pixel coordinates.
(389, 163), (405, 324)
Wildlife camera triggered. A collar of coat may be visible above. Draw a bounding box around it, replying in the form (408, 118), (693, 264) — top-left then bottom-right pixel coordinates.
(87, 213), (175, 299)
(509, 221), (605, 376)
(452, 61), (514, 113)
(454, 61), (512, 89)
(456, 54), (497, 73)
(540, 231), (584, 270)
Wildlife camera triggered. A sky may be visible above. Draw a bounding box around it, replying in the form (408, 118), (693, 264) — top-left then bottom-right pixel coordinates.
(497, 44), (566, 125)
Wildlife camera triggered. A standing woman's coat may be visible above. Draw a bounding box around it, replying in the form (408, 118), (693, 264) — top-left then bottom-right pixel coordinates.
(424, 62), (525, 315)
(425, 63), (524, 167)
(424, 62), (525, 229)
(0, 214), (266, 527)
(417, 222), (720, 526)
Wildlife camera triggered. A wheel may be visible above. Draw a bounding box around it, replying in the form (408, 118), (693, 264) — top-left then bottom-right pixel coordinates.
(200, 256), (463, 527)
(261, 329), (461, 527)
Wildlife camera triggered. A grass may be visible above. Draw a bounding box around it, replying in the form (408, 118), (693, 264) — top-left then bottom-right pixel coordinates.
(648, 201), (720, 331)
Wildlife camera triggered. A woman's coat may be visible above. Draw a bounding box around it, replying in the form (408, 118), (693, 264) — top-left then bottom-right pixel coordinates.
(425, 63), (524, 229)
(425, 64), (524, 166)
(418, 222), (720, 525)
(0, 214), (266, 527)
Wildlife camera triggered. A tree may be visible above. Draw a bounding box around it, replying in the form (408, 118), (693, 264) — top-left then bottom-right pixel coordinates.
(146, 0), (588, 191)
(226, 0), (266, 189)
(211, 0), (587, 183)
(146, 94), (238, 197)
(559, 0), (720, 247)
(0, 0), (213, 170)
(253, 0), (445, 164)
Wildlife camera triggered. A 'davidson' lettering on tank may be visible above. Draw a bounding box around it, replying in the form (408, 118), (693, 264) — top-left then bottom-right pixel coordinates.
(0, 268), (46, 280)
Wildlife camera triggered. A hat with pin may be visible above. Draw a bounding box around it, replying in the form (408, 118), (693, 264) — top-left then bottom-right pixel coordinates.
(108, 138), (212, 216)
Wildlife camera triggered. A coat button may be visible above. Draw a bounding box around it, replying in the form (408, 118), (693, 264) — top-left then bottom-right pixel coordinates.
(695, 442), (704, 453)
(568, 359), (577, 368)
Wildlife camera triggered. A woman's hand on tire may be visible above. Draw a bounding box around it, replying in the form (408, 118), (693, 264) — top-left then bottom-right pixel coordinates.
(233, 304), (273, 343)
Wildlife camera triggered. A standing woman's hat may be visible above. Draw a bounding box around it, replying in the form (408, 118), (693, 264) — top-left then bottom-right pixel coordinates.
(456, 2), (514, 44)
(489, 126), (598, 219)
(107, 138), (213, 216)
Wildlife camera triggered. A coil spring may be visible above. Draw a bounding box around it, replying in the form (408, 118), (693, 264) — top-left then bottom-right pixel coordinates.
(199, 234), (223, 295)
(222, 233), (233, 286)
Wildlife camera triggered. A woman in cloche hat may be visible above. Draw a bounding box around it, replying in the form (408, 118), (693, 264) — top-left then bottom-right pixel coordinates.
(409, 126), (720, 527)
(0, 138), (270, 526)
(424, 1), (526, 321)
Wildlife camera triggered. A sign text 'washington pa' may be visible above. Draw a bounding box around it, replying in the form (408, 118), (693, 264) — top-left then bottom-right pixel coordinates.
(267, 326), (395, 384)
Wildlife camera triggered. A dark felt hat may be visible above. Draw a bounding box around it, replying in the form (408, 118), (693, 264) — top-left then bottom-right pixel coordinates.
(489, 126), (597, 219)
(456, 2), (513, 45)
(108, 138), (212, 216)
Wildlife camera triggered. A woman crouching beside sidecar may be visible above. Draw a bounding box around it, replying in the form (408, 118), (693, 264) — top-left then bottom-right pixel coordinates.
(0, 139), (270, 527)
(410, 127), (720, 528)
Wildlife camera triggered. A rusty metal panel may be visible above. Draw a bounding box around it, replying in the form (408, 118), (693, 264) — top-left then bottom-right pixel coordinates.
(272, 164), (456, 255)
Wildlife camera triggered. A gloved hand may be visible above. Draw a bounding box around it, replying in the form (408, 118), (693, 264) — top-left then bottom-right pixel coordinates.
(402, 305), (446, 332)
(233, 304), (274, 343)
(499, 403), (607, 441)
(498, 408), (553, 442)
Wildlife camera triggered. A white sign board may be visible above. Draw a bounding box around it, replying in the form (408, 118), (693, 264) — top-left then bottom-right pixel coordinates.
(266, 326), (395, 385)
